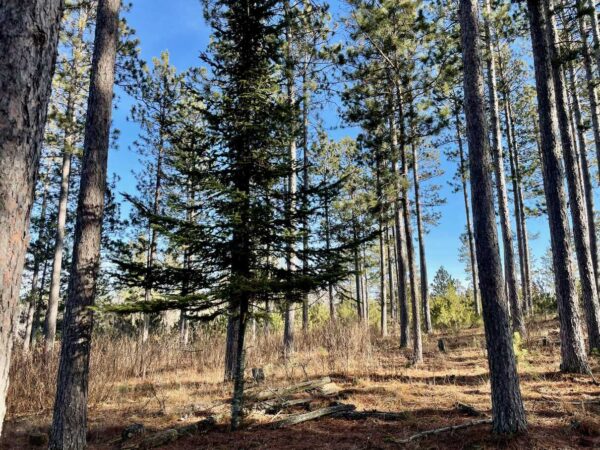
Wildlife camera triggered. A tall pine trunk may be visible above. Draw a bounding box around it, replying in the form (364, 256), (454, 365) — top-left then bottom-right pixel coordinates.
(411, 142), (431, 333)
(482, 0), (525, 336)
(455, 110), (480, 314)
(566, 61), (600, 294)
(458, 0), (527, 433)
(526, 0), (589, 373)
(545, 0), (600, 353)
(398, 97), (422, 363)
(0, 0), (63, 436)
(49, 0), (120, 447)
(389, 89), (410, 347)
(577, 10), (600, 185)
(45, 96), (75, 352)
(377, 154), (387, 336)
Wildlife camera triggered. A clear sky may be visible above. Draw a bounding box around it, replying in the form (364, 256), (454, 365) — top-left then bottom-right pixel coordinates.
(108, 0), (553, 285)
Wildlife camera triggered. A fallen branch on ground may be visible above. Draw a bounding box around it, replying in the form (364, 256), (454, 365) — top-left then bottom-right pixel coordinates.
(391, 418), (493, 444)
(270, 404), (356, 429)
(247, 377), (332, 402)
(333, 410), (410, 421)
(120, 416), (217, 449)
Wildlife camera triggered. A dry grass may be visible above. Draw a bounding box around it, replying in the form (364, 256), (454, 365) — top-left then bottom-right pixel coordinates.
(2, 317), (600, 449)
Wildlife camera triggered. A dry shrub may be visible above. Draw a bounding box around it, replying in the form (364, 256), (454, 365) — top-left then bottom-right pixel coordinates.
(7, 320), (376, 418)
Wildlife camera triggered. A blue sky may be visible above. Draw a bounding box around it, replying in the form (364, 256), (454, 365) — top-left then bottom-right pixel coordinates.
(108, 0), (553, 284)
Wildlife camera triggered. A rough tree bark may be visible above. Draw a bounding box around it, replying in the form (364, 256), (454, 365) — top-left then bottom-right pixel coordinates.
(482, 0), (525, 337)
(566, 61), (600, 294)
(0, 0), (63, 436)
(545, 0), (600, 353)
(458, 0), (527, 433)
(526, 0), (589, 373)
(49, 1), (120, 447)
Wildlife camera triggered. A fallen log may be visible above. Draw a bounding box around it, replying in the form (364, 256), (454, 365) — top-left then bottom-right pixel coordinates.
(120, 416), (216, 449)
(270, 404), (356, 429)
(333, 410), (410, 421)
(263, 397), (313, 414)
(391, 418), (493, 444)
(247, 377), (332, 402)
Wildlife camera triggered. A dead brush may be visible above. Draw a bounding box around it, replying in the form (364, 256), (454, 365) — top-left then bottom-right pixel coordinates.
(7, 321), (380, 419)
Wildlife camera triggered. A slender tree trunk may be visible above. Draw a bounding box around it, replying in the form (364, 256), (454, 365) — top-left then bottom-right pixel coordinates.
(32, 254), (50, 349)
(0, 0), (63, 436)
(455, 111), (480, 315)
(411, 142), (431, 333)
(24, 175), (51, 351)
(389, 90), (410, 347)
(482, 0), (525, 336)
(45, 97), (75, 353)
(507, 99), (534, 314)
(386, 226), (396, 322)
(459, 0), (527, 433)
(50, 1), (120, 447)
(526, 0), (590, 373)
(301, 73), (311, 327)
(352, 214), (363, 320)
(141, 138), (164, 342)
(577, 11), (600, 185)
(504, 94), (534, 316)
(546, 2), (600, 352)
(324, 175), (335, 319)
(584, 0), (600, 78)
(496, 53), (531, 316)
(567, 61), (600, 292)
(398, 96), (422, 363)
(377, 155), (387, 337)
(284, 3), (298, 351)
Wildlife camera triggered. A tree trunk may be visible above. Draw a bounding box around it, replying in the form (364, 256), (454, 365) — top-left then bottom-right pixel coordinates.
(301, 73), (311, 327)
(546, 2), (600, 352)
(389, 90), (410, 347)
(455, 110), (480, 315)
(526, 0), (590, 373)
(459, 0), (527, 434)
(24, 174), (51, 351)
(377, 155), (388, 337)
(577, 10), (600, 186)
(0, 0), (63, 436)
(284, 4), (298, 352)
(567, 61), (600, 293)
(398, 96), (422, 363)
(49, 1), (120, 447)
(386, 226), (396, 322)
(584, 0), (600, 80)
(224, 309), (239, 381)
(324, 180), (335, 319)
(45, 97), (75, 353)
(496, 52), (532, 316)
(412, 142), (431, 333)
(482, 0), (525, 337)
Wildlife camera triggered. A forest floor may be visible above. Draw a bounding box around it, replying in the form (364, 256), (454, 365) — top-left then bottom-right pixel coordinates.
(3, 317), (600, 449)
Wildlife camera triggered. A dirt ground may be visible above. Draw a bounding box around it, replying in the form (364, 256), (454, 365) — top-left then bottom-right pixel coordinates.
(3, 318), (600, 449)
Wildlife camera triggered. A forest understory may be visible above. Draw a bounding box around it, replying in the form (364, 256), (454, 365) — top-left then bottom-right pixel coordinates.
(2, 317), (599, 449)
